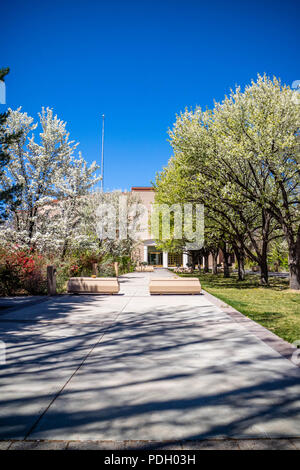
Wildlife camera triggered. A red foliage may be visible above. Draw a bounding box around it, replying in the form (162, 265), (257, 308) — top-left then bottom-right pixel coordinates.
(0, 247), (47, 295)
(4, 250), (39, 278)
(70, 264), (80, 275)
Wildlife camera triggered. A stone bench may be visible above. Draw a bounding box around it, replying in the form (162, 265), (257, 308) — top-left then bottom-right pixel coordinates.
(149, 277), (201, 295)
(67, 277), (119, 294)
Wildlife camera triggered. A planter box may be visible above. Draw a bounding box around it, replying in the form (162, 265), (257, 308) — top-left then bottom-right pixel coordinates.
(149, 277), (201, 295)
(67, 277), (119, 294)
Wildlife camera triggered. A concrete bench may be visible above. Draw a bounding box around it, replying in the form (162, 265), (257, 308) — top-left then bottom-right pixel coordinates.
(149, 277), (201, 295)
(67, 277), (119, 294)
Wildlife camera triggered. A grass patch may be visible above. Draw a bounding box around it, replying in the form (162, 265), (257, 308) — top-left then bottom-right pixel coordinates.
(178, 272), (300, 344)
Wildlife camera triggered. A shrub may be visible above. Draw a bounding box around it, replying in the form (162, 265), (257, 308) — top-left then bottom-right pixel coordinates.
(0, 247), (47, 296)
(98, 261), (115, 277)
(0, 263), (21, 296)
(23, 269), (47, 295)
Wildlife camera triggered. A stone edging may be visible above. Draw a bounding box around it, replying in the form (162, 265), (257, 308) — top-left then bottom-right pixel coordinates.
(1, 438), (300, 450)
(202, 289), (299, 368)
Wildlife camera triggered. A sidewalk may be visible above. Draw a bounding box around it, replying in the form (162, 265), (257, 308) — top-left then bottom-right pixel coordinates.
(0, 269), (299, 444)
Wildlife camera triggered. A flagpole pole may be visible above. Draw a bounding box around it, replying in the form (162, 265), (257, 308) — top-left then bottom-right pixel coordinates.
(101, 114), (105, 192)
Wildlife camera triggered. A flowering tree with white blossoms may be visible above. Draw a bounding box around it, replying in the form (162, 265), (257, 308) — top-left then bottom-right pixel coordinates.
(212, 75), (300, 289)
(83, 189), (144, 260)
(34, 154), (101, 256)
(1, 107), (99, 253)
(158, 107), (280, 284)
(156, 74), (299, 288)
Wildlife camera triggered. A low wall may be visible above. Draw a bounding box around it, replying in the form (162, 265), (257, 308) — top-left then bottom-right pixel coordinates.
(149, 277), (201, 295)
(67, 277), (119, 294)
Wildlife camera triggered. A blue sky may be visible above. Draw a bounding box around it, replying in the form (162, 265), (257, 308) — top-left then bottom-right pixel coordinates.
(2, 0), (299, 190)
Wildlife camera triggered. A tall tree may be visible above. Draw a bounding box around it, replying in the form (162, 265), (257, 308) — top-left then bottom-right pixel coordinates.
(213, 75), (300, 289)
(164, 107), (279, 284)
(0, 107), (99, 249)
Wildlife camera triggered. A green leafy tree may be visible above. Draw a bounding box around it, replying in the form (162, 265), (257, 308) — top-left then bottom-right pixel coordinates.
(156, 75), (300, 288)
(212, 75), (300, 289)
(158, 104), (280, 284)
(0, 68), (21, 221)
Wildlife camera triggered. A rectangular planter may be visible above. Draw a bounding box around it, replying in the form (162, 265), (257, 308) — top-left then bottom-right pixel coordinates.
(149, 277), (201, 295)
(67, 277), (120, 294)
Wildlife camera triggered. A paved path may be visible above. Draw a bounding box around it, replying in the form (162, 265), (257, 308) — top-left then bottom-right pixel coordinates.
(0, 269), (300, 444)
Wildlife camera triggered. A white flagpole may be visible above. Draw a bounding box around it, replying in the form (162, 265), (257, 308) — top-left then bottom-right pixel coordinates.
(101, 114), (105, 192)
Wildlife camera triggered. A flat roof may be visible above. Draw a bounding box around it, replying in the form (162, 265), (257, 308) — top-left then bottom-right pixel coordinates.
(131, 186), (154, 191)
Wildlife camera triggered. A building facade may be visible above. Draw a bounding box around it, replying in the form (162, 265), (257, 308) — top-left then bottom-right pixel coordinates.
(130, 186), (231, 269)
(131, 187), (189, 268)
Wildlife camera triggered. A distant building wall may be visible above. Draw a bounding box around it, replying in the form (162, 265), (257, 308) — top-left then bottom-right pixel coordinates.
(130, 186), (233, 268)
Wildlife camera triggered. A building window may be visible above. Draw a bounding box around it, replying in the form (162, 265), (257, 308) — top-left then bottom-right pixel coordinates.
(168, 253), (183, 266)
(148, 246), (162, 265)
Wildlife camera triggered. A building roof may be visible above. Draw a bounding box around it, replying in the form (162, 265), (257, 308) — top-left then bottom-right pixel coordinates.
(131, 186), (154, 191)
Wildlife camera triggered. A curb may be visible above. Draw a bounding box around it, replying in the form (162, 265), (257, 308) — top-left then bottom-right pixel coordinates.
(202, 289), (299, 368)
(1, 438), (300, 450)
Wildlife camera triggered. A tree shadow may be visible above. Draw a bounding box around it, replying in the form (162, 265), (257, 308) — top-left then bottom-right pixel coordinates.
(180, 273), (290, 291)
(0, 288), (299, 442)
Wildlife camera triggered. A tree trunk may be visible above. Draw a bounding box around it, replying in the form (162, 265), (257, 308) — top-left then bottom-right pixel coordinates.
(288, 229), (300, 290)
(212, 251), (218, 275)
(197, 253), (202, 273)
(233, 245), (245, 281)
(222, 246), (230, 278)
(61, 239), (68, 261)
(271, 180), (300, 290)
(189, 251), (196, 270)
(243, 208), (270, 285)
(237, 255), (245, 281)
(259, 256), (269, 285)
(259, 240), (269, 285)
(289, 256), (300, 290)
(28, 206), (37, 246)
(204, 253), (209, 273)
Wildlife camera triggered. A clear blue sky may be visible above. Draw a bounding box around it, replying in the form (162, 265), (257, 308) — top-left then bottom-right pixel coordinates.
(2, 0), (299, 190)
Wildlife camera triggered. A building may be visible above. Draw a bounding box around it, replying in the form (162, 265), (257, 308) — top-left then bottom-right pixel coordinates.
(130, 186), (232, 269)
(131, 186), (189, 268)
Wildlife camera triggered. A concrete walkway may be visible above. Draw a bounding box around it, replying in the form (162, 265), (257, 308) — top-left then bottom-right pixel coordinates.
(0, 268), (300, 446)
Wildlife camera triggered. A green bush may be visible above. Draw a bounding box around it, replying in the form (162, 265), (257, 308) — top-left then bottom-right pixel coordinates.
(0, 263), (21, 296)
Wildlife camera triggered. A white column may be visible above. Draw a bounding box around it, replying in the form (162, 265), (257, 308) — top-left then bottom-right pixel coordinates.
(163, 252), (168, 268)
(143, 245), (148, 263)
(183, 252), (188, 267)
